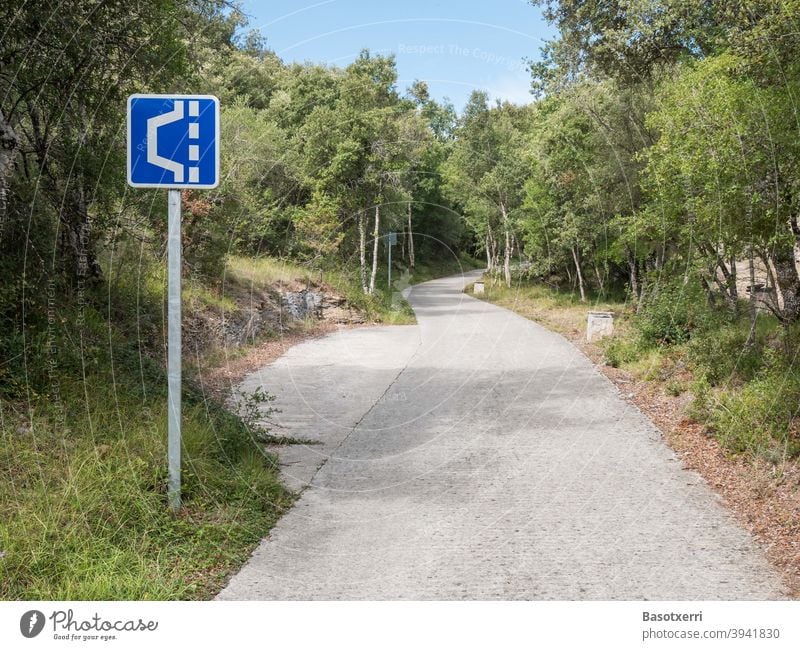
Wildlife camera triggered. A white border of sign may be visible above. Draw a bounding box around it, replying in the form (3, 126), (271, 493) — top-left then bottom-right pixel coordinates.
(126, 94), (220, 189)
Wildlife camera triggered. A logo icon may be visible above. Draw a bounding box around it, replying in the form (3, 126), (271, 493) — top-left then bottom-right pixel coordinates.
(20, 610), (45, 638)
(127, 94), (220, 189)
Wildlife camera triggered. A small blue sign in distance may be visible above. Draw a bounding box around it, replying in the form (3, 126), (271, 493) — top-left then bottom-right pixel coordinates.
(127, 94), (219, 189)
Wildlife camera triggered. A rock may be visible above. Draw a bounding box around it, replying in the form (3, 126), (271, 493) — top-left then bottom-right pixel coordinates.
(587, 311), (614, 342)
(282, 290), (323, 320)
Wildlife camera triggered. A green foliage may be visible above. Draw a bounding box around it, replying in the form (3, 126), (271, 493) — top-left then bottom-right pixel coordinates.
(686, 324), (764, 385)
(0, 328), (291, 600)
(707, 367), (800, 460)
(635, 280), (712, 346)
(603, 336), (644, 368)
(664, 379), (686, 397)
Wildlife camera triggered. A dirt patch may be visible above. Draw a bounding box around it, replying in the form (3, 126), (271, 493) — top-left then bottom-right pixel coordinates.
(564, 328), (800, 599)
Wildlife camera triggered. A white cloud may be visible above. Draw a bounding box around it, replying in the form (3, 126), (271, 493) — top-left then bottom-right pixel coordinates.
(486, 73), (534, 105)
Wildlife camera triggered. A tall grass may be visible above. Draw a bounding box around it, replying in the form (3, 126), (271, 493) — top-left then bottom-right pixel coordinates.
(0, 252), (292, 600)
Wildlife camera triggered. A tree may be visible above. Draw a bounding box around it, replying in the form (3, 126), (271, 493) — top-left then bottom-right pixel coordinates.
(444, 93), (532, 287)
(0, 0), (236, 289)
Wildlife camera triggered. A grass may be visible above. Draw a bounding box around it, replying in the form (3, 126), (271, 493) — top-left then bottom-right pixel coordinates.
(0, 258), (293, 600)
(475, 276), (627, 337)
(184, 282), (238, 312)
(225, 255), (317, 287)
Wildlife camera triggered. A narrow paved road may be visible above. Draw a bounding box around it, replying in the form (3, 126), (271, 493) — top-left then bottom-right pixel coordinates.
(218, 271), (785, 599)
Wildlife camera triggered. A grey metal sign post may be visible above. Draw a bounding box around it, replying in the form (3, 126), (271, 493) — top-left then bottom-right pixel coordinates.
(127, 94), (220, 512)
(167, 189), (182, 511)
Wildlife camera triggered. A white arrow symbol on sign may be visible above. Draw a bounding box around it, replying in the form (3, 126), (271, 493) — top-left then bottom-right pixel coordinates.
(147, 100), (185, 182)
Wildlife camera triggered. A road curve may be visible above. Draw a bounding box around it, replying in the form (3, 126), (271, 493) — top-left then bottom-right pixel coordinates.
(218, 270), (786, 600)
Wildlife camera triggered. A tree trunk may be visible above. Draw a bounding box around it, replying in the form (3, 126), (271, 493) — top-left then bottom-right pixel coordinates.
(759, 249), (781, 311)
(359, 212), (367, 293)
(503, 228), (511, 288)
(772, 247), (800, 323)
(571, 245), (586, 302)
(729, 253), (738, 302)
(593, 260), (605, 295)
(485, 224), (494, 271)
(745, 245), (757, 347)
(501, 204), (511, 288)
(407, 201), (415, 269)
(700, 243), (737, 312)
(369, 204), (380, 294)
(626, 249), (641, 312)
(700, 275), (716, 307)
(0, 108), (18, 218)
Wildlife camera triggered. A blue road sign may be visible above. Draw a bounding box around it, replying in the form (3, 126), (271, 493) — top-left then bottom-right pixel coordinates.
(127, 94), (219, 189)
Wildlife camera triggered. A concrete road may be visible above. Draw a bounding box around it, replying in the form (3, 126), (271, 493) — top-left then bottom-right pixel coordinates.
(218, 271), (786, 600)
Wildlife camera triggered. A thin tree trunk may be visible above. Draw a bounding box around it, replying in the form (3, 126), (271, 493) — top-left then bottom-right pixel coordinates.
(359, 212), (367, 294)
(504, 228), (511, 288)
(571, 245), (586, 302)
(626, 249), (640, 312)
(0, 108), (18, 218)
(501, 204), (511, 288)
(369, 204), (380, 294)
(486, 224), (494, 271)
(700, 243), (738, 310)
(759, 249), (781, 311)
(407, 201), (415, 269)
(593, 260), (605, 295)
(772, 248), (800, 323)
(489, 227), (499, 274)
(746, 245), (758, 347)
(700, 275), (716, 307)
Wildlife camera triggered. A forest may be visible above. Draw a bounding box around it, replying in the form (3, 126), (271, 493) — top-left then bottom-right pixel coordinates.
(3, 3), (800, 325)
(1, 0), (799, 598)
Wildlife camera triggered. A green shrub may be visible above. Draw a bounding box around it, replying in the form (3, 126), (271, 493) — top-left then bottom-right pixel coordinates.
(603, 336), (644, 368)
(687, 325), (763, 384)
(665, 378), (686, 396)
(636, 280), (712, 346)
(707, 368), (800, 460)
(687, 374), (712, 422)
(0, 289), (291, 600)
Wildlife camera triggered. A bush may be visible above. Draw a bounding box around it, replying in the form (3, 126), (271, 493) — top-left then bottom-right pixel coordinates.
(707, 367), (800, 460)
(686, 325), (763, 384)
(636, 280), (712, 346)
(603, 336), (644, 368)
(665, 378), (686, 396)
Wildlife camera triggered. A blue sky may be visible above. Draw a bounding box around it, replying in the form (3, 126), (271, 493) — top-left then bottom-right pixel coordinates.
(238, 0), (555, 111)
